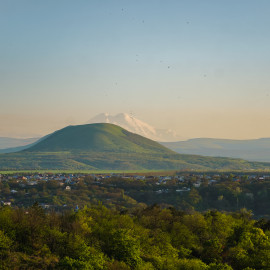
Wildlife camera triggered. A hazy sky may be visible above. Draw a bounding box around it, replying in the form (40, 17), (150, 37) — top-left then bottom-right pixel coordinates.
(1, 0), (270, 139)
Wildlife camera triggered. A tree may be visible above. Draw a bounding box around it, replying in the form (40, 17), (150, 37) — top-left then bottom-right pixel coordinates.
(104, 229), (141, 268)
(188, 188), (202, 205)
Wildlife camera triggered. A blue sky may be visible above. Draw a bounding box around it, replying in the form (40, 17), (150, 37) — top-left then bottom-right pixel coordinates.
(1, 0), (270, 139)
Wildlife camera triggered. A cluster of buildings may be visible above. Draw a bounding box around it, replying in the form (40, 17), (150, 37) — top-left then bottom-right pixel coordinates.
(1, 172), (270, 186)
(0, 171), (270, 208)
(0, 173), (82, 185)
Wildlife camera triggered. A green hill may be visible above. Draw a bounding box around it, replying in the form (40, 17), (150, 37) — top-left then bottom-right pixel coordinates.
(0, 123), (270, 171)
(25, 123), (175, 154)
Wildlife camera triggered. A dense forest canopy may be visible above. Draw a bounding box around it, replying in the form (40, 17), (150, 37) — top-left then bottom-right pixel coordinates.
(1, 203), (270, 269)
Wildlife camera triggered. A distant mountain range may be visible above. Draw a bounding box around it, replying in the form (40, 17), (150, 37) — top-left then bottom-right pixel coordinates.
(0, 136), (49, 154)
(0, 137), (39, 150)
(161, 138), (270, 162)
(87, 113), (183, 142)
(0, 123), (269, 171)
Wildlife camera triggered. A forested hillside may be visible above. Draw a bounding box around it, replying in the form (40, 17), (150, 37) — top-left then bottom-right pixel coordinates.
(1, 204), (269, 269)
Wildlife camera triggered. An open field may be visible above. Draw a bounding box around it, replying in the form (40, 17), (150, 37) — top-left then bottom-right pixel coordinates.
(0, 169), (174, 175)
(2, 169), (270, 175)
(1, 151), (270, 171)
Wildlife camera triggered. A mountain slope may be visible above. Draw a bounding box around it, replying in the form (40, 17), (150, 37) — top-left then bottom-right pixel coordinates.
(0, 124), (270, 171)
(161, 138), (270, 162)
(25, 123), (174, 154)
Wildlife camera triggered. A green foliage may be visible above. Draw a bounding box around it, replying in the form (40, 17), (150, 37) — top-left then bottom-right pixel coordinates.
(0, 202), (269, 269)
(177, 258), (208, 269)
(0, 230), (12, 250)
(228, 227), (270, 269)
(208, 263), (233, 270)
(104, 229), (142, 268)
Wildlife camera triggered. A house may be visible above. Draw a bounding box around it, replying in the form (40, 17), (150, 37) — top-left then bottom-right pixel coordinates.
(177, 176), (185, 182)
(209, 180), (217, 185)
(176, 187), (190, 192)
(2, 202), (11, 206)
(27, 181), (37, 186)
(193, 182), (201, 188)
(65, 186), (71, 191)
(40, 203), (50, 209)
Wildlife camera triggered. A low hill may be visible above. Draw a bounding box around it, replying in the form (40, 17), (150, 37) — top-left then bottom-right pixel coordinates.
(25, 123), (174, 154)
(0, 124), (270, 171)
(161, 138), (270, 162)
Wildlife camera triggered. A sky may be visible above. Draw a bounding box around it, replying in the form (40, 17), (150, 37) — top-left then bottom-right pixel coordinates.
(1, 0), (270, 139)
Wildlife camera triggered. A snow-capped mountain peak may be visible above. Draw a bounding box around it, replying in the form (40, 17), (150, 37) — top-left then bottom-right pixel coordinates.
(87, 113), (182, 142)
